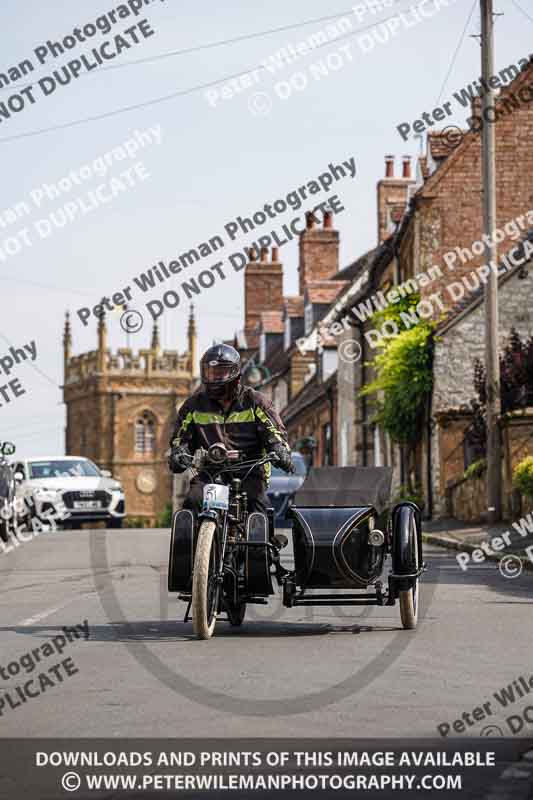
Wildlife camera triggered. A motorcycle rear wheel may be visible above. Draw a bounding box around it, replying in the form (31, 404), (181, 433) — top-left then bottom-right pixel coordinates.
(192, 520), (219, 640)
(226, 601), (246, 626)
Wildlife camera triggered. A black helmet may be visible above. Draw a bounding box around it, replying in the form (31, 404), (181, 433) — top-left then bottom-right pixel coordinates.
(200, 344), (241, 401)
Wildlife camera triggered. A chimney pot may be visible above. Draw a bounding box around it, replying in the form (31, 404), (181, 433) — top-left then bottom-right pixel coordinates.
(402, 156), (412, 179)
(247, 247), (257, 261)
(385, 155), (394, 178)
(260, 246), (268, 262)
(323, 210), (333, 229)
(271, 246), (279, 262)
(305, 211), (315, 230)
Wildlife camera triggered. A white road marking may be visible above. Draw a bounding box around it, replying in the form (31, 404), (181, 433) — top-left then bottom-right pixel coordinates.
(17, 599), (73, 627)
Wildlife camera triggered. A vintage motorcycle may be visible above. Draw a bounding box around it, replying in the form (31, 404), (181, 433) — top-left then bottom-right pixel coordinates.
(168, 443), (424, 640)
(0, 441), (17, 543)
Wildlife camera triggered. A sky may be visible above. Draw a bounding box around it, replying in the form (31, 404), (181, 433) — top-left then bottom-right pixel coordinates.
(0, 0), (531, 456)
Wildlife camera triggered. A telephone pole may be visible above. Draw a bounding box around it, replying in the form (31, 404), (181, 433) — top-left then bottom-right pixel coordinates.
(481, 0), (502, 522)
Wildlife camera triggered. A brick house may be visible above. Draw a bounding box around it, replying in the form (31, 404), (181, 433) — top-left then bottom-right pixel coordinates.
(332, 60), (533, 518)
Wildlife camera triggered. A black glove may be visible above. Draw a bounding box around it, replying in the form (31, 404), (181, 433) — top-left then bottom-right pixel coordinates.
(273, 445), (294, 474)
(168, 448), (191, 474)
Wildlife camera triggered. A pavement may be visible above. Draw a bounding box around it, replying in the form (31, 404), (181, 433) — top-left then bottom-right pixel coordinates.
(0, 526), (532, 797)
(422, 516), (533, 574)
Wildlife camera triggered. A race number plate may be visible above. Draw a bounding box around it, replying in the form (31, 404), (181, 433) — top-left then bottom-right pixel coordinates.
(202, 484), (229, 512)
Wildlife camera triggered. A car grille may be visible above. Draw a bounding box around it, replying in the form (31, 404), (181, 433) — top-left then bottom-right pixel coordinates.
(62, 490), (111, 510)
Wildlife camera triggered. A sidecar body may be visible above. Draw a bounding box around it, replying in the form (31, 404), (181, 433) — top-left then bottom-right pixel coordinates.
(282, 466), (424, 624)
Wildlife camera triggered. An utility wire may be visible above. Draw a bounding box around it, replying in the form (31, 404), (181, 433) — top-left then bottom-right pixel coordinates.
(0, 0), (441, 144)
(0, 0), (413, 95)
(435, 0), (478, 105)
(511, 0), (533, 24)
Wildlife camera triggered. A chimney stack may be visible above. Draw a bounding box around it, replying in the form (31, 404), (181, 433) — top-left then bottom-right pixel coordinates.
(298, 211), (339, 295)
(305, 211), (315, 230)
(385, 155), (394, 178)
(244, 247), (283, 347)
(402, 156), (412, 179)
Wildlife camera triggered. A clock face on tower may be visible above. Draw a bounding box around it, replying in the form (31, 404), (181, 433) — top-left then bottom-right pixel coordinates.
(136, 470), (157, 494)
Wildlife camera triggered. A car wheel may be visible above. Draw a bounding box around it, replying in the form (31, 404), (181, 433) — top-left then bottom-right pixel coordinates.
(109, 518), (123, 529)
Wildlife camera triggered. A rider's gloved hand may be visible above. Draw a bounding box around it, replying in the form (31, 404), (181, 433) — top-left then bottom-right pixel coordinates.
(168, 448), (191, 474)
(273, 445), (294, 474)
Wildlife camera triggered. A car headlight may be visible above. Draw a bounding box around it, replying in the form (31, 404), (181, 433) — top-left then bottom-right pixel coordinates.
(34, 488), (62, 500)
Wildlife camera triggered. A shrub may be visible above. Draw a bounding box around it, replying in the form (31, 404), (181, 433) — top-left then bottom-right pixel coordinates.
(393, 484), (425, 509)
(463, 458), (486, 481)
(124, 516), (151, 529)
(513, 456), (533, 500)
(156, 503), (173, 528)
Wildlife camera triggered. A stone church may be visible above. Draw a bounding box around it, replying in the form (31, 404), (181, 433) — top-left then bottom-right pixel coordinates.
(62, 307), (198, 524)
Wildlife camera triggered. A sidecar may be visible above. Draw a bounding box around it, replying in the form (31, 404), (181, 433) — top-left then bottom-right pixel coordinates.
(283, 466), (424, 629)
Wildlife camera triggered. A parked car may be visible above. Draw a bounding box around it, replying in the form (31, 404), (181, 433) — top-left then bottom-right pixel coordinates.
(266, 451), (307, 525)
(13, 456), (126, 529)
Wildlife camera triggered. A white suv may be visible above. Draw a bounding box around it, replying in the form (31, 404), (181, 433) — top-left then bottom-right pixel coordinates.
(13, 456), (126, 529)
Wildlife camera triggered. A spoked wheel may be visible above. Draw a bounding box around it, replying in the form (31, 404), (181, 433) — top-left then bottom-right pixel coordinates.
(192, 520), (220, 640)
(225, 601), (246, 627)
(398, 512), (420, 630)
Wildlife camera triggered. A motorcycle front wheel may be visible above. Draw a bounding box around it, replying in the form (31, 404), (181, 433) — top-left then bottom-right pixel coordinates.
(192, 520), (220, 639)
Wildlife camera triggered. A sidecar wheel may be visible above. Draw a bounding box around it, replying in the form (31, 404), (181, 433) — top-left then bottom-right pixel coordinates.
(192, 520), (219, 640)
(226, 602), (246, 627)
(0, 519), (8, 543)
(399, 579), (419, 630)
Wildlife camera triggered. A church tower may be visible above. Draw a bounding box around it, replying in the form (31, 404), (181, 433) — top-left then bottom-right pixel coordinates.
(62, 307), (197, 525)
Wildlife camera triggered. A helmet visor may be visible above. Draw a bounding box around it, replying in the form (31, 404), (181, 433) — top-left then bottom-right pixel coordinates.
(202, 361), (237, 385)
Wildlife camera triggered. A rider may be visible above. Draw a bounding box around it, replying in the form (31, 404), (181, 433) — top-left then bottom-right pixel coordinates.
(168, 343), (294, 516)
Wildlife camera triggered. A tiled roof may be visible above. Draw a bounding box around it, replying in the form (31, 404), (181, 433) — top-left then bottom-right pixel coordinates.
(282, 370), (337, 423)
(284, 296), (304, 317)
(264, 341), (290, 376)
(306, 280), (348, 304)
(333, 246), (377, 282)
(258, 311), (284, 334)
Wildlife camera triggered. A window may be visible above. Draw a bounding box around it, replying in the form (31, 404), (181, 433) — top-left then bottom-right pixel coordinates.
(28, 459), (100, 479)
(284, 316), (291, 351)
(135, 412), (156, 454)
(304, 303), (313, 335)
